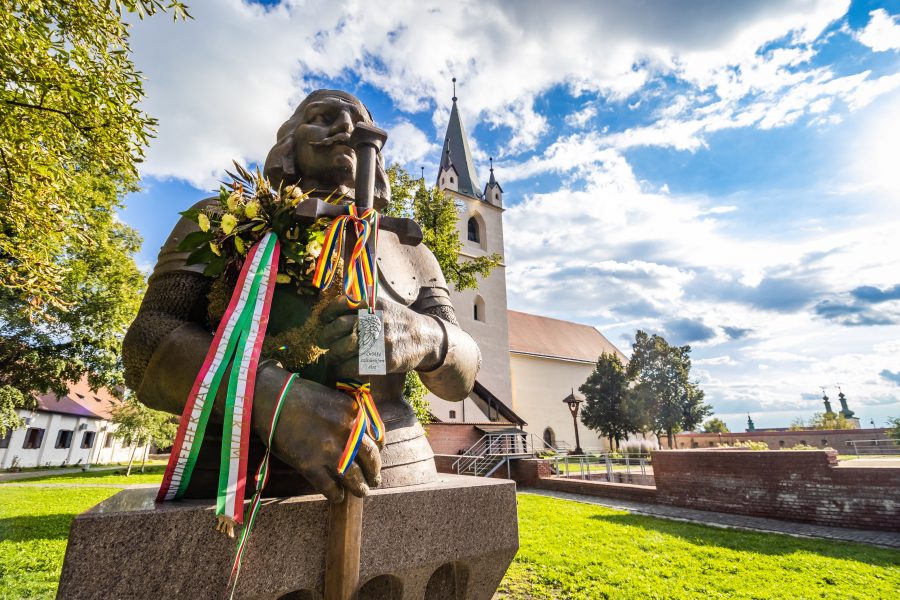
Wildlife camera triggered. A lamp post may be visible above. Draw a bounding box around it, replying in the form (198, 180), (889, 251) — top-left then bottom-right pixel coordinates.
(562, 389), (585, 455)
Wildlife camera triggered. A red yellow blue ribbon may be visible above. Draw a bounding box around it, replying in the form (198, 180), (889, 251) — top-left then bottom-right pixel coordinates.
(311, 205), (379, 308)
(334, 380), (384, 475)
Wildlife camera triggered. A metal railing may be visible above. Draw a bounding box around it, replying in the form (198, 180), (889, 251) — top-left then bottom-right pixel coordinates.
(551, 452), (652, 483)
(452, 432), (562, 477)
(847, 439), (900, 456)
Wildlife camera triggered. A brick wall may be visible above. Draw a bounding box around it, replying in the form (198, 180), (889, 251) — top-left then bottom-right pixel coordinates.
(425, 423), (485, 456)
(670, 428), (892, 451)
(653, 449), (900, 531)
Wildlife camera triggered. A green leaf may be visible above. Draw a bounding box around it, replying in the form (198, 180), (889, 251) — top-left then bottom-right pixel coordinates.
(186, 245), (215, 266)
(176, 230), (214, 251)
(203, 257), (227, 278)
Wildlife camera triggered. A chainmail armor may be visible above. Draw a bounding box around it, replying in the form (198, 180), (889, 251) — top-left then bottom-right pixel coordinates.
(122, 272), (211, 392)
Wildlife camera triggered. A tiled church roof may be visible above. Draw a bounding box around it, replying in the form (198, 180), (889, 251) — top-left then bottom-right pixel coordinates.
(33, 376), (123, 420)
(507, 310), (626, 364)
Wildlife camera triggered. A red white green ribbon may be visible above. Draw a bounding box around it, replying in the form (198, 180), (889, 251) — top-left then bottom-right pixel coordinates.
(228, 372), (297, 598)
(157, 232), (280, 533)
(334, 380), (384, 475)
(311, 204), (379, 308)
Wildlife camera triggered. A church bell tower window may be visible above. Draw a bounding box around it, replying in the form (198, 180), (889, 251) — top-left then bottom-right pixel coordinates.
(467, 217), (480, 243)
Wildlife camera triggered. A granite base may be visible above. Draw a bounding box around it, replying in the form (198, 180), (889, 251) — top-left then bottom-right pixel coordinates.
(57, 474), (518, 600)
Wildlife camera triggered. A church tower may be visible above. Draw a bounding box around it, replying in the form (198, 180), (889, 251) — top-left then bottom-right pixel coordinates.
(429, 80), (513, 422)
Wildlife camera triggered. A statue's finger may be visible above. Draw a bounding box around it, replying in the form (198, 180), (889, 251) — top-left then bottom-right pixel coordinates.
(320, 295), (355, 323)
(327, 334), (359, 364)
(356, 436), (383, 484)
(318, 315), (357, 346)
(340, 464), (370, 498)
(305, 467), (344, 504)
(333, 357), (359, 380)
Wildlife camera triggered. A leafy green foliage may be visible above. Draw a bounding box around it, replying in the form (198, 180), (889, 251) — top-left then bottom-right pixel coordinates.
(887, 416), (900, 443)
(703, 417), (730, 433)
(790, 412), (854, 430)
(110, 399), (177, 474)
(0, 1), (188, 428)
(0, 174), (146, 429)
(626, 330), (711, 447)
(579, 353), (633, 450)
(0, 486), (122, 599)
(498, 493), (900, 599)
(1, 0), (189, 314)
(386, 165), (501, 292)
(402, 371), (431, 426)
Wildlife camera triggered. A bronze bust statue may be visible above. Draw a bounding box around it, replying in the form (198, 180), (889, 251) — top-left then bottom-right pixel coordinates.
(123, 89), (480, 502)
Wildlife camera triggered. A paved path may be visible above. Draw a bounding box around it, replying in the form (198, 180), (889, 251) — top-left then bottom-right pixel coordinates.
(522, 488), (900, 550)
(0, 465), (124, 482)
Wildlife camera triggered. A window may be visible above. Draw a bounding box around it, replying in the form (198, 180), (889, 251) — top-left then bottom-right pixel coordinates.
(473, 295), (485, 322)
(779, 440), (785, 448)
(0, 428), (11, 449)
(494, 192), (499, 200)
(55, 430), (74, 449)
(104, 434), (115, 449)
(821, 439), (827, 447)
(441, 177), (445, 185)
(449, 176), (454, 183)
(467, 217), (480, 243)
(22, 428), (45, 449)
(81, 431), (96, 449)
(449, 410), (456, 419)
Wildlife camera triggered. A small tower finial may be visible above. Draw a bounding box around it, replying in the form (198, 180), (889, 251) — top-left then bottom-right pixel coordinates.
(489, 156), (494, 172)
(420, 166), (425, 180)
(452, 77), (457, 102)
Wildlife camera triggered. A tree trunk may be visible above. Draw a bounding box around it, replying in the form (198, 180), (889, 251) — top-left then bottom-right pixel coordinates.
(126, 445), (137, 477)
(667, 429), (674, 449)
(140, 445), (148, 473)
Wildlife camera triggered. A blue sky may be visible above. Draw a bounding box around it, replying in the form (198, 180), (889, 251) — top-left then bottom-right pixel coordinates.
(121, 0), (900, 431)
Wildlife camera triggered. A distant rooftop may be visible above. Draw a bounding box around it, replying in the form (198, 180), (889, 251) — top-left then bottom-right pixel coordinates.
(507, 310), (626, 364)
(33, 376), (122, 420)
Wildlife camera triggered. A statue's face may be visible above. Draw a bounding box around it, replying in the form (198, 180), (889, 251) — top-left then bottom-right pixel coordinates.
(293, 94), (367, 190)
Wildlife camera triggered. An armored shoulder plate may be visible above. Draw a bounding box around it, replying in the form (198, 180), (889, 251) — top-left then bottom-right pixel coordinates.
(150, 198), (217, 282)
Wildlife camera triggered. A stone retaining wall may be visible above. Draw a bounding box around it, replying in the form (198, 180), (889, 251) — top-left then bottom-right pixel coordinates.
(652, 449), (900, 531)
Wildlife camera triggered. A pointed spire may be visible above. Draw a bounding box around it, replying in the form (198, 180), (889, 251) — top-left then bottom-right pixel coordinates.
(436, 79), (482, 198)
(746, 413), (755, 432)
(488, 157), (497, 186)
(837, 387), (855, 419)
(822, 387), (834, 414)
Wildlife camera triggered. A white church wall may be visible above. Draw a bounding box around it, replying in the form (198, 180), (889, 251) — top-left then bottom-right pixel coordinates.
(509, 353), (610, 453)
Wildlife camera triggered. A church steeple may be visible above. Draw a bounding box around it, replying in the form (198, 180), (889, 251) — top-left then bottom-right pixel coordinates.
(837, 387), (855, 419)
(483, 156), (503, 207)
(822, 389), (834, 414)
(437, 78), (482, 199)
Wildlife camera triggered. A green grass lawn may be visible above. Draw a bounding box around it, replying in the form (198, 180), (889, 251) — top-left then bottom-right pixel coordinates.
(1, 464), (167, 486)
(0, 487), (122, 600)
(2, 476), (898, 599)
(498, 494), (900, 599)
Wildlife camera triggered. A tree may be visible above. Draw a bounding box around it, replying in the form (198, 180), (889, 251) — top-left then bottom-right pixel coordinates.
(887, 416), (900, 444)
(110, 398), (177, 475)
(386, 165), (501, 292)
(626, 330), (711, 447)
(703, 418), (729, 433)
(0, 1), (188, 428)
(790, 412), (853, 431)
(579, 353), (632, 450)
(385, 166), (502, 424)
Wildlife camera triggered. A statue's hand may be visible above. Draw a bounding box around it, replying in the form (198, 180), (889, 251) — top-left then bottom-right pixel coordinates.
(318, 296), (443, 379)
(264, 376), (382, 503)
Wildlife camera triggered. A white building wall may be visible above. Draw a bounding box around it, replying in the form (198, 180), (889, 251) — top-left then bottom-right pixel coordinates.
(0, 409), (145, 469)
(509, 353), (611, 453)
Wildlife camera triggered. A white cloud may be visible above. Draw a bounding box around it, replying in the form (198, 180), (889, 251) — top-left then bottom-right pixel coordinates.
(383, 121), (437, 166)
(128, 0), (861, 187)
(565, 105), (598, 128)
(856, 9), (900, 52)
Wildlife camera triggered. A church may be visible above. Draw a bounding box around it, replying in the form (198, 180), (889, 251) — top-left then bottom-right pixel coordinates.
(425, 88), (627, 454)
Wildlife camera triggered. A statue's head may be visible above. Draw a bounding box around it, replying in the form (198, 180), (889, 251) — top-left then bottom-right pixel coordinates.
(264, 90), (390, 207)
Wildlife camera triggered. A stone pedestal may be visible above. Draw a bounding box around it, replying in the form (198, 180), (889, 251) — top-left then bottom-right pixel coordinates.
(57, 475), (518, 600)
